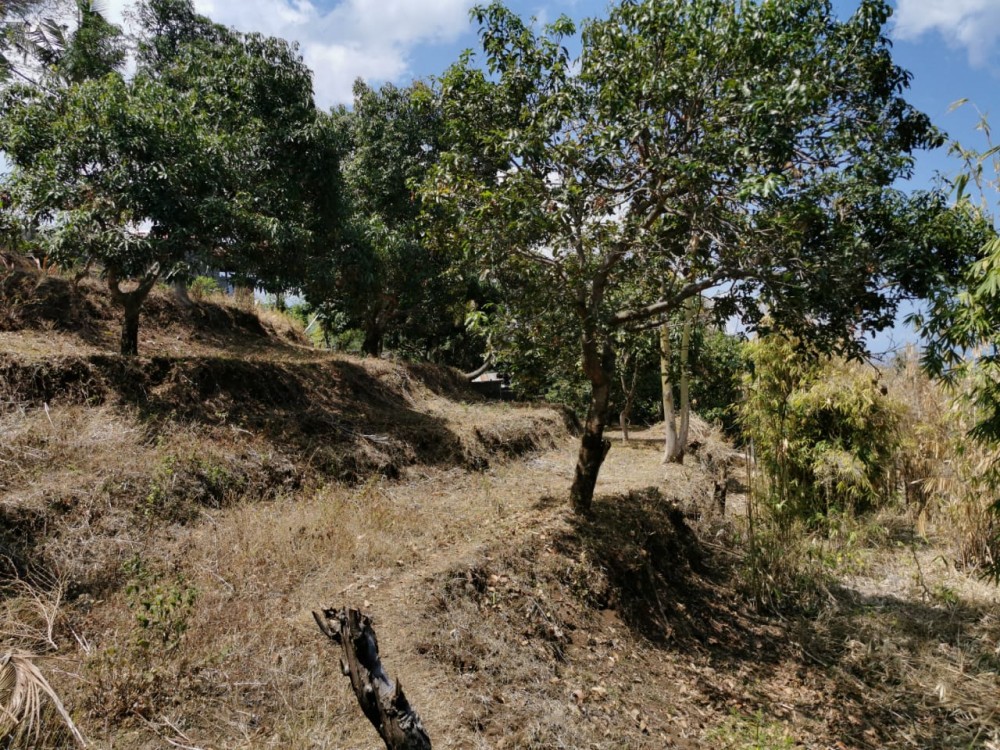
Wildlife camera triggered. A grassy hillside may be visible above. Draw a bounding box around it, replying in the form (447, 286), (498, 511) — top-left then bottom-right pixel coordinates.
(1, 269), (998, 749)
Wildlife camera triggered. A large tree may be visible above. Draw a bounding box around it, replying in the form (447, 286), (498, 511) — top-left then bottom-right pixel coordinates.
(0, 0), (343, 355)
(340, 80), (449, 357)
(310, 79), (486, 368)
(427, 0), (967, 512)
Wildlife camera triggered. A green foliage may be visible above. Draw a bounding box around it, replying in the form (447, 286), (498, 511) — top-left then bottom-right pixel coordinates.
(741, 333), (902, 522)
(691, 328), (745, 434)
(704, 709), (796, 750)
(426, 0), (958, 507)
(86, 554), (198, 720)
(908, 111), (1000, 578)
(59, 1), (127, 83)
(188, 275), (220, 301)
(122, 555), (197, 652)
(429, 0), (950, 352)
(0, 0), (346, 354)
(306, 79), (483, 367)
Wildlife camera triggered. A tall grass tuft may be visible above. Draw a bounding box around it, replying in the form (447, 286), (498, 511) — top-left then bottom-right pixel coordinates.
(889, 349), (1000, 573)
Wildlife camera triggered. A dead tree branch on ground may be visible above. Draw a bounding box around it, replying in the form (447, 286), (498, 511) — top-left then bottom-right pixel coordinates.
(313, 607), (431, 750)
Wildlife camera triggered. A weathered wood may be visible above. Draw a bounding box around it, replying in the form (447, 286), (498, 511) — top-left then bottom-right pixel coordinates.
(313, 608), (431, 750)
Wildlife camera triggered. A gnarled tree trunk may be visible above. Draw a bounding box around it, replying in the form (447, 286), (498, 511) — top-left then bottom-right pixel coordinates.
(313, 608), (431, 750)
(107, 266), (160, 357)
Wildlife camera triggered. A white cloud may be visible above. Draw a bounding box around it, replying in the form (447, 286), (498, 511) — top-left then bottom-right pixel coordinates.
(894, 0), (1000, 67)
(102, 0), (477, 107)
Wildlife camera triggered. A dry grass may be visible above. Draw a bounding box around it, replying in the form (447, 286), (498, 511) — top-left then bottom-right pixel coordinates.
(0, 651), (85, 748)
(4, 267), (1000, 748)
(2, 405), (999, 748)
(886, 350), (1000, 571)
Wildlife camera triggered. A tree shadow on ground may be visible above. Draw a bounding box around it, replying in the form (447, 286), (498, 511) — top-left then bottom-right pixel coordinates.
(0, 353), (473, 482)
(554, 487), (786, 666)
(555, 487), (1000, 748)
(790, 581), (1000, 749)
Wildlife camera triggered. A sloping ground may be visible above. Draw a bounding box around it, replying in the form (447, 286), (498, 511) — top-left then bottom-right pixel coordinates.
(0, 269), (307, 358)
(2, 268), (998, 749)
(11, 435), (993, 749)
(0, 269), (574, 750)
(0, 268), (572, 587)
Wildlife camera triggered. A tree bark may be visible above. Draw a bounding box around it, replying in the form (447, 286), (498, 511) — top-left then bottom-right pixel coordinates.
(362, 325), (383, 357)
(660, 316), (681, 464)
(676, 295), (697, 462)
(313, 608), (431, 750)
(172, 279), (193, 308)
(570, 337), (614, 513)
(618, 350), (638, 444)
(121, 298), (141, 356)
(362, 300), (387, 357)
(107, 267), (160, 357)
(463, 358), (493, 382)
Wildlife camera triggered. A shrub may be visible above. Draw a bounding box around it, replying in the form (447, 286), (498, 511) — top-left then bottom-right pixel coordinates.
(188, 275), (221, 301)
(741, 333), (902, 523)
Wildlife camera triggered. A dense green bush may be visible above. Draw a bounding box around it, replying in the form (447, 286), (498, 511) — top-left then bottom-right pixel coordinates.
(741, 333), (903, 523)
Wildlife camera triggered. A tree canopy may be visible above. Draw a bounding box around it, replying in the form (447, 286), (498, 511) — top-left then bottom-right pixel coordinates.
(0, 0), (345, 354)
(426, 0), (975, 510)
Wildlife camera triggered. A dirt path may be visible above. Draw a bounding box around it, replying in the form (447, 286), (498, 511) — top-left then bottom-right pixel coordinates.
(167, 436), (699, 749)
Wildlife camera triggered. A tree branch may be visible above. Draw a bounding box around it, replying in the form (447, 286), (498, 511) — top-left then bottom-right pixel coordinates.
(313, 608), (431, 750)
(611, 270), (743, 327)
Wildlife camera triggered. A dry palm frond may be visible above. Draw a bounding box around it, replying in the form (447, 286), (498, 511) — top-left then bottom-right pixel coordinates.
(0, 651), (85, 747)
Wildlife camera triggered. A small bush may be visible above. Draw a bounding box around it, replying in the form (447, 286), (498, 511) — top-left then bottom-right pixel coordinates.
(188, 276), (221, 301)
(85, 557), (198, 720)
(704, 709), (796, 750)
(738, 513), (834, 615)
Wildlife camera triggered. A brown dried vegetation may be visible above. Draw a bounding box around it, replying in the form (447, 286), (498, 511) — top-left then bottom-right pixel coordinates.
(0, 268), (998, 749)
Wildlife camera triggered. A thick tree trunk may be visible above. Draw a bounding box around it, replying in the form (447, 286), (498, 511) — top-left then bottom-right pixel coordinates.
(362, 301), (387, 357)
(313, 608), (431, 750)
(362, 324), (383, 357)
(172, 279), (193, 308)
(570, 338), (614, 513)
(121, 299), (141, 356)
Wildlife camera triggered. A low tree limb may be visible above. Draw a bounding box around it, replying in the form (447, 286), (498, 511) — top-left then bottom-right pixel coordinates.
(313, 608), (431, 750)
(463, 356), (493, 382)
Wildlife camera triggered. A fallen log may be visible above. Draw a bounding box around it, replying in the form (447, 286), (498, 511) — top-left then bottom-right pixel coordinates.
(313, 607), (431, 750)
